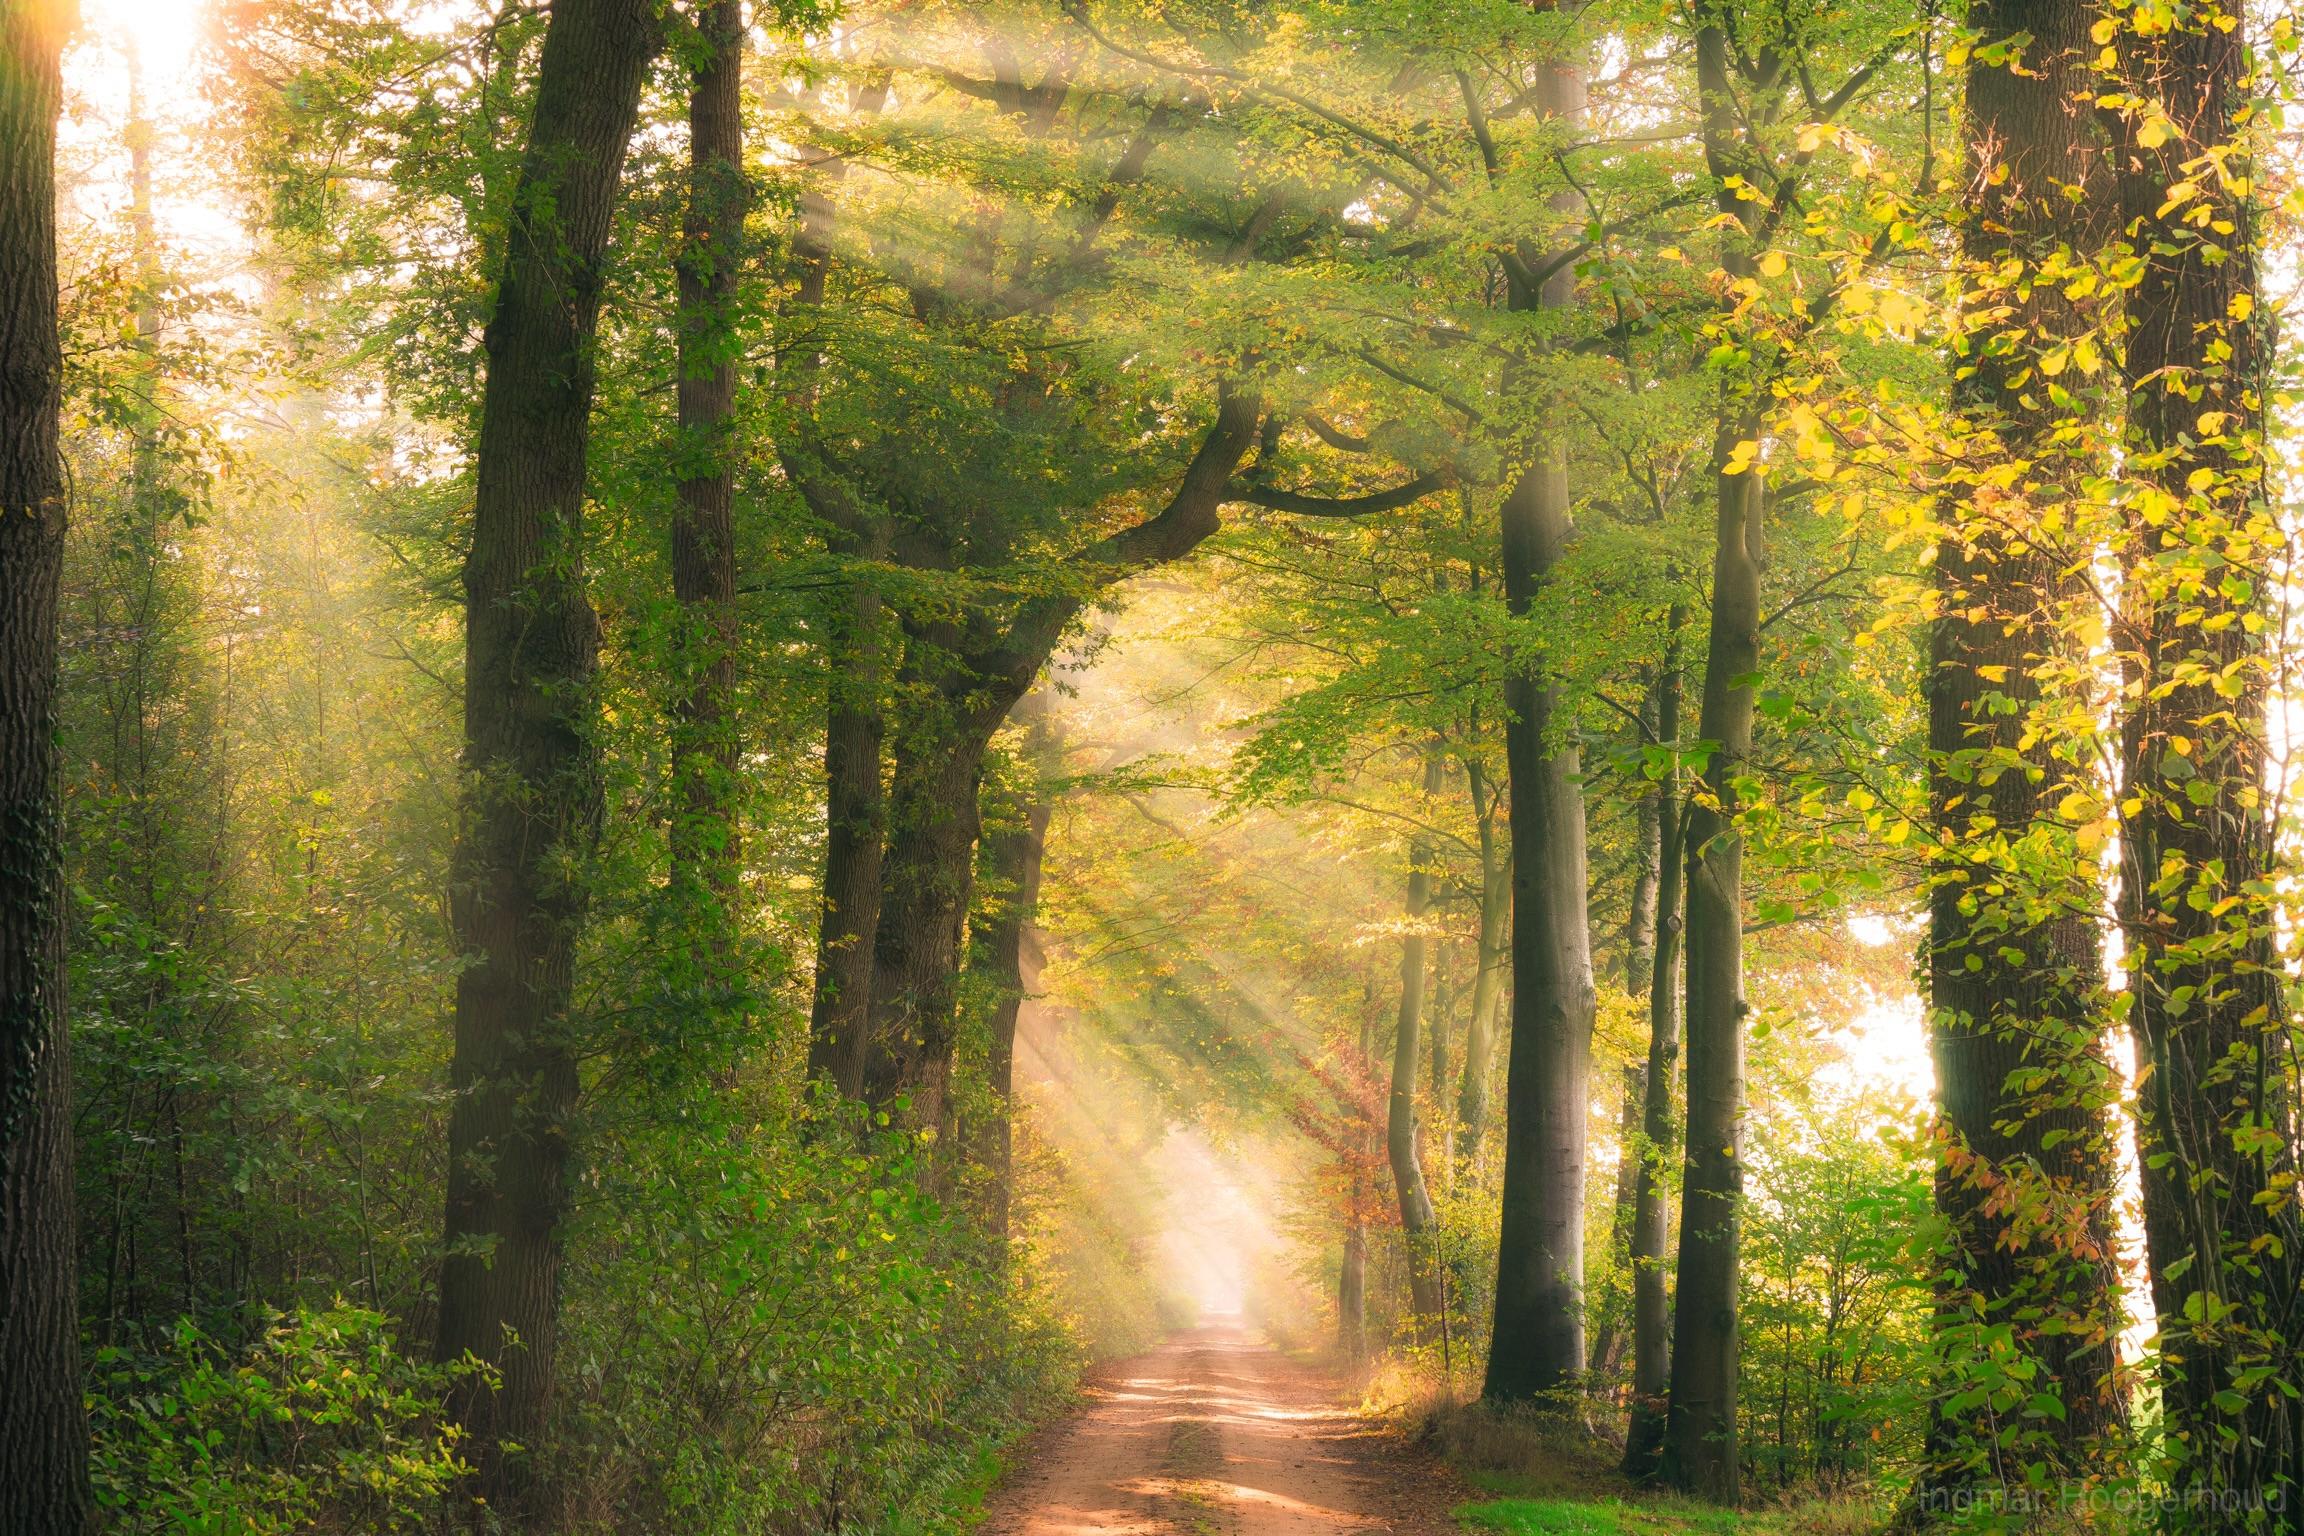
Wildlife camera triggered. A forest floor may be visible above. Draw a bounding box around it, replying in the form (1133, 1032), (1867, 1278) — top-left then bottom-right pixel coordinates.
(980, 1321), (1469, 1536)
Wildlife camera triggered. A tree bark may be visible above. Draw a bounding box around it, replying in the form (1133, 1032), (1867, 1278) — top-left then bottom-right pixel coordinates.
(1389, 750), (1445, 1321)
(805, 548), (889, 1098)
(858, 678), (999, 1135)
(1455, 761), (1508, 1154)
(432, 0), (659, 1516)
(667, 0), (746, 959)
(1485, 53), (1597, 1409)
(1655, 19), (1774, 1496)
(968, 690), (1055, 1243)
(2111, 0), (2303, 1516)
(1659, 406), (1761, 1502)
(785, 104), (896, 1101)
(1594, 676), (1666, 1380)
(1624, 628), (1685, 1479)
(0, 2), (95, 1526)
(1921, 0), (2125, 1498)
(1340, 990), (1376, 1361)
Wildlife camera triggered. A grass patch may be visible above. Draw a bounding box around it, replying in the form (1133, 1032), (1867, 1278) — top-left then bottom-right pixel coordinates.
(1456, 1494), (1760, 1534)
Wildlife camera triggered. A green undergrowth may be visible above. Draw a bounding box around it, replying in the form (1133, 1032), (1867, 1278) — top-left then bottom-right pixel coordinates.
(1454, 1484), (1882, 1536)
(1456, 1494), (1758, 1535)
(1428, 1401), (1883, 1536)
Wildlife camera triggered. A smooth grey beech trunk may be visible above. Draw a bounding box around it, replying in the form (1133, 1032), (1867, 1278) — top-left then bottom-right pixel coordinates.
(1485, 54), (1598, 1409)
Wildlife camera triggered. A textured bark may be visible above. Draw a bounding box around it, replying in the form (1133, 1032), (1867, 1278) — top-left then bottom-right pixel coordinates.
(667, 0), (746, 949)
(1624, 616), (1685, 1480)
(2112, 0), (2303, 1517)
(0, 3), (95, 1526)
(433, 0), (659, 1517)
(967, 691), (1055, 1242)
(859, 690), (998, 1135)
(1921, 0), (2125, 1495)
(1455, 761), (1509, 1154)
(1388, 751), (1445, 1321)
(1485, 55), (1599, 1405)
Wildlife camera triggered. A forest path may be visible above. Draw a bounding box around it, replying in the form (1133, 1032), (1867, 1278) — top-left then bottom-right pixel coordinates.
(981, 1322), (1466, 1536)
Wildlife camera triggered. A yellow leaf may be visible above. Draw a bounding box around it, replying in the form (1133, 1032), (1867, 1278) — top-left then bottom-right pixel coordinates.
(1758, 250), (1788, 278)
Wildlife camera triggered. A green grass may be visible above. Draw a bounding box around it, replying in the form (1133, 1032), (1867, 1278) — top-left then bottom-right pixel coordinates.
(1455, 1495), (1762, 1535)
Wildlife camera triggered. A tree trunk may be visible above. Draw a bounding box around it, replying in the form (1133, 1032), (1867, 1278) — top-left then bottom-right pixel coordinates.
(1594, 683), (1665, 1380)
(1340, 994), (1376, 1361)
(1661, 425), (1760, 1502)
(1920, 0), (2125, 1499)
(0, 3), (95, 1526)
(1389, 750), (1445, 1321)
(1656, 19), (1773, 1497)
(1456, 762), (1508, 1155)
(805, 550), (889, 1098)
(1429, 948), (1456, 1177)
(1485, 50), (1597, 1406)
(667, 0), (746, 968)
(2112, 0), (2303, 1516)
(859, 687), (997, 1133)
(1624, 615), (1686, 1480)
(855, 392), (1262, 1122)
(787, 127), (896, 1101)
(968, 691), (1055, 1243)
(432, 0), (658, 1516)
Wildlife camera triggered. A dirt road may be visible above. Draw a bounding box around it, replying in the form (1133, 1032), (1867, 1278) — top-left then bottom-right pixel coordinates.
(981, 1323), (1466, 1536)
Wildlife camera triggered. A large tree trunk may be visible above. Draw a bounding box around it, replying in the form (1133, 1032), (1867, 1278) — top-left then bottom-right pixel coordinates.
(0, 3), (95, 1526)
(1660, 420), (1763, 1502)
(1485, 51), (1597, 1406)
(1484, 55), (1599, 1393)
(666, 0), (746, 967)
(1624, 621), (1686, 1480)
(1657, 21), (1770, 1498)
(2112, 0), (2303, 1517)
(1389, 751), (1445, 1321)
(1455, 761), (1509, 1155)
(432, 0), (658, 1516)
(1920, 0), (2124, 1499)
(858, 682), (1000, 1134)
(968, 691), (1055, 1243)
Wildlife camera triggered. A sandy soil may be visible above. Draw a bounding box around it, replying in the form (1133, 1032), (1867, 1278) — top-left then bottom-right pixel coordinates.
(981, 1323), (1468, 1536)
